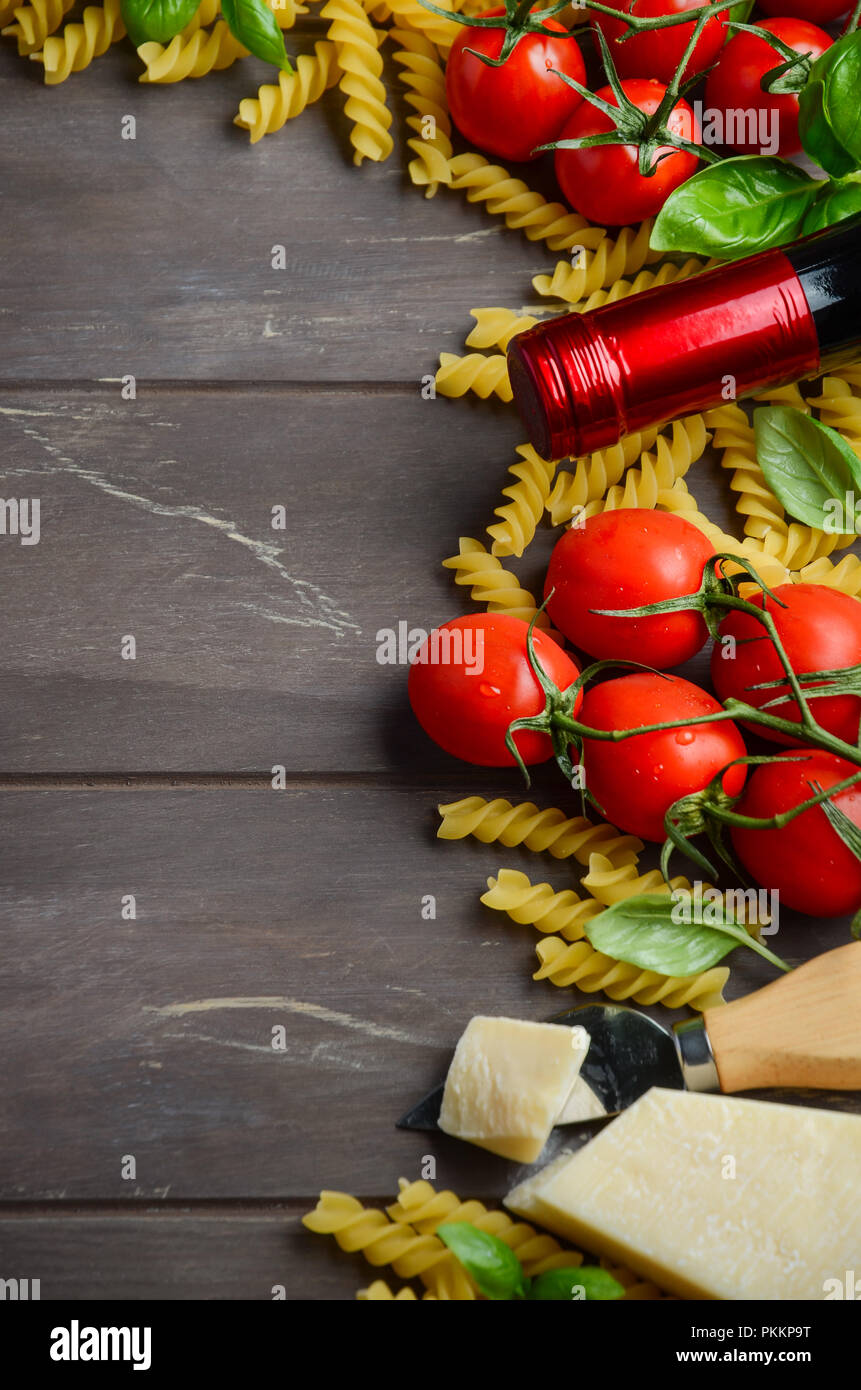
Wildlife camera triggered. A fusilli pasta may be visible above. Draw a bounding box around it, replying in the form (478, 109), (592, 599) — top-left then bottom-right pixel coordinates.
(34, 0), (124, 83)
(445, 152), (606, 252)
(547, 428), (661, 527)
(2, 0), (74, 55)
(303, 1191), (475, 1299)
(390, 26), (452, 197)
(357, 1279), (435, 1299)
(437, 795), (643, 867)
(138, 21), (247, 81)
(441, 537), (555, 627)
(466, 307), (540, 353)
(808, 375), (861, 458)
(388, 1179), (581, 1276)
(569, 256), (706, 315)
(322, 0), (393, 165)
(531, 222), (659, 304)
(580, 415), (711, 518)
(235, 41), (338, 142)
(382, 0), (461, 53)
(435, 350), (512, 402)
(482, 869), (601, 940)
(533, 935), (729, 1010)
(486, 443), (557, 557)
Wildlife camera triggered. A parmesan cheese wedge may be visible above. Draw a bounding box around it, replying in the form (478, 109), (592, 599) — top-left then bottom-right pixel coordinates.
(438, 1016), (591, 1164)
(505, 1087), (861, 1300)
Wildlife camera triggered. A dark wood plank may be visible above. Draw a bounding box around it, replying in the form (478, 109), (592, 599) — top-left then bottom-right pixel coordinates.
(0, 788), (855, 1210)
(0, 1205), (364, 1300)
(0, 35), (551, 382)
(0, 385), (753, 771)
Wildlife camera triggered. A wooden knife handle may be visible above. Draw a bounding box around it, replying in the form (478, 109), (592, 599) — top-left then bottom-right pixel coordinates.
(704, 942), (861, 1093)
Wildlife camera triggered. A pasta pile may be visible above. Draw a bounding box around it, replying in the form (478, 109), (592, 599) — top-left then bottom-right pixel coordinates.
(304, 1178), (671, 1300)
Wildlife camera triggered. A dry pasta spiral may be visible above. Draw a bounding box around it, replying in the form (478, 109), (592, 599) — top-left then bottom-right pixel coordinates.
(808, 376), (861, 457)
(322, 0), (393, 165)
(486, 444), (557, 557)
(357, 1279), (437, 1299)
(2, 0), (74, 55)
(382, 0), (461, 53)
(303, 1192), (474, 1299)
(547, 428), (660, 527)
(138, 21), (247, 81)
(435, 351), (512, 402)
(583, 415), (711, 517)
(0, 0), (22, 20)
(268, 0), (309, 26)
(533, 936), (729, 1010)
(235, 41), (339, 142)
(388, 1179), (581, 1277)
(466, 307), (540, 353)
(482, 869), (601, 940)
(437, 795), (643, 867)
(34, 0), (124, 83)
(571, 256), (706, 315)
(799, 552), (861, 598)
(532, 222), (658, 304)
(446, 152), (606, 252)
(441, 539), (558, 628)
(390, 26), (453, 197)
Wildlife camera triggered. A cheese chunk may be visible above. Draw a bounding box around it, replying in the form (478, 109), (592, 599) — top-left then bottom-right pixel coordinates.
(439, 1016), (590, 1164)
(505, 1087), (861, 1300)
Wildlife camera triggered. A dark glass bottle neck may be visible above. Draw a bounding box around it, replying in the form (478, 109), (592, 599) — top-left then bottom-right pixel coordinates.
(786, 213), (861, 367)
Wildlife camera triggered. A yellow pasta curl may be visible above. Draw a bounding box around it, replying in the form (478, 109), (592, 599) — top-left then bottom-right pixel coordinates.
(437, 795), (643, 867)
(383, 0), (461, 53)
(571, 256), (706, 315)
(753, 380), (809, 411)
(435, 350), (512, 402)
(466, 307), (541, 353)
(799, 552), (861, 598)
(357, 1279), (438, 1299)
(531, 223), (659, 303)
(303, 1192), (474, 1299)
(441, 538), (558, 628)
(808, 375), (861, 458)
(446, 152), (607, 252)
(486, 444), (557, 557)
(235, 41), (339, 143)
(582, 415), (711, 517)
(547, 429), (661, 527)
(390, 26), (452, 197)
(33, 0), (124, 83)
(138, 21), (247, 81)
(482, 869), (601, 940)
(388, 1179), (581, 1277)
(2, 0), (74, 55)
(533, 936), (729, 1010)
(0, 0), (21, 21)
(268, 0), (309, 26)
(322, 0), (393, 165)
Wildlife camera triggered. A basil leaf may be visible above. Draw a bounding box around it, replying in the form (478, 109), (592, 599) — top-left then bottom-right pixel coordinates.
(799, 33), (861, 179)
(121, 0), (199, 44)
(753, 406), (861, 534)
(650, 157), (821, 260)
(529, 1267), (625, 1301)
(437, 1223), (528, 1300)
(802, 177), (861, 235)
(584, 894), (742, 975)
(221, 0), (293, 70)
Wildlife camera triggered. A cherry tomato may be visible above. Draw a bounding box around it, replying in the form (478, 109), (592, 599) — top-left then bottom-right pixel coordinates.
(704, 19), (832, 157)
(408, 614), (581, 766)
(554, 80), (700, 225)
(758, 0), (848, 20)
(580, 673), (746, 841)
(445, 12), (586, 163)
(731, 752), (861, 917)
(591, 0), (726, 84)
(544, 509), (714, 668)
(711, 584), (861, 747)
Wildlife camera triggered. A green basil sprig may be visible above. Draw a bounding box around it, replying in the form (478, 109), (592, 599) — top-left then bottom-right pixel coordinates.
(584, 893), (790, 975)
(436, 1224), (626, 1301)
(120, 0), (199, 44)
(650, 157), (822, 259)
(437, 1224), (529, 1300)
(221, 0), (293, 70)
(529, 1267), (625, 1301)
(799, 32), (861, 179)
(802, 175), (861, 235)
(753, 406), (861, 534)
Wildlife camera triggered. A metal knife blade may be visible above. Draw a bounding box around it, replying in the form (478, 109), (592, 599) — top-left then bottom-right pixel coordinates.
(396, 1003), (685, 1131)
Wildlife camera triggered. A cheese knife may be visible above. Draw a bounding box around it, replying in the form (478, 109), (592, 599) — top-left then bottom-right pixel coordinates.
(397, 942), (861, 1128)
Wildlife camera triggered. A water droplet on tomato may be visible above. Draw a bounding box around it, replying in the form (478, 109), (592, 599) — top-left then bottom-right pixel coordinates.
(675, 730), (695, 745)
(479, 682), (501, 698)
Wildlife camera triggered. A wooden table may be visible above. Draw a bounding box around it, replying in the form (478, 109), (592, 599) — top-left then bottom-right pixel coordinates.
(1, 18), (858, 1301)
